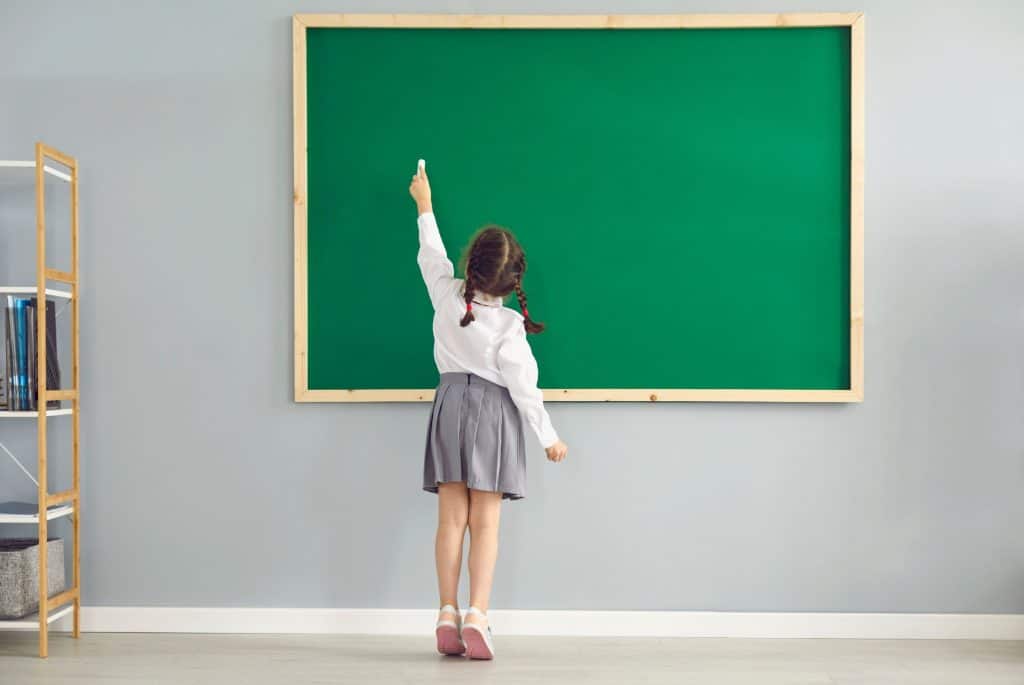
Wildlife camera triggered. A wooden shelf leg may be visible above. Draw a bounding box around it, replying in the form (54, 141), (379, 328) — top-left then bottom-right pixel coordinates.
(35, 141), (50, 660)
(73, 502), (81, 638)
(71, 153), (81, 640)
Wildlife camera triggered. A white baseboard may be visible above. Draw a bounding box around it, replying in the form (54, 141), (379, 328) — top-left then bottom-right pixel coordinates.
(44, 608), (1024, 640)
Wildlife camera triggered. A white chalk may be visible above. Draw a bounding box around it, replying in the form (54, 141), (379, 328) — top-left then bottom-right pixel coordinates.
(418, 159), (425, 172)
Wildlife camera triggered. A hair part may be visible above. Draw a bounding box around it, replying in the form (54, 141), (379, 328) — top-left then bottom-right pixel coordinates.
(459, 225), (544, 334)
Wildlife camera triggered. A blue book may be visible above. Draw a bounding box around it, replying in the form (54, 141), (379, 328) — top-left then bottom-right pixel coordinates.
(5, 296), (21, 410)
(14, 298), (29, 411)
(3, 297), (13, 409)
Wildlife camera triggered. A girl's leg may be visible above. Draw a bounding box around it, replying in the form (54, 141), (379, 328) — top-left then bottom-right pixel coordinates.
(466, 488), (503, 617)
(436, 482), (469, 614)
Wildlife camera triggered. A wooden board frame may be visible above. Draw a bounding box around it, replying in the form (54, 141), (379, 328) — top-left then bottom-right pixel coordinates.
(293, 13), (865, 403)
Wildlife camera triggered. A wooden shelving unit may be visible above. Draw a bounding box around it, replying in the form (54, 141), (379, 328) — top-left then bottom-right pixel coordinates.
(0, 143), (81, 658)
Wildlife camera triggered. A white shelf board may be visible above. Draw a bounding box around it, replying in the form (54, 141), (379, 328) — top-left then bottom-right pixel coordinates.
(0, 160), (71, 182)
(0, 408), (73, 418)
(0, 504), (74, 524)
(0, 603), (74, 631)
(0, 286), (73, 300)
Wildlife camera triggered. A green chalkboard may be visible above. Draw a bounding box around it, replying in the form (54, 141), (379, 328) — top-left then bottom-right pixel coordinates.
(298, 20), (860, 401)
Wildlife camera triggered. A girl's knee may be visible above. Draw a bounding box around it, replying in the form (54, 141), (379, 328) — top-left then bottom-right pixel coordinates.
(468, 497), (501, 533)
(468, 517), (499, 538)
(439, 509), (469, 531)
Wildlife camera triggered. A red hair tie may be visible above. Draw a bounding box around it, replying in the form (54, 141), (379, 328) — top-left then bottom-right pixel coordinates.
(522, 307), (530, 319)
(466, 301), (473, 313)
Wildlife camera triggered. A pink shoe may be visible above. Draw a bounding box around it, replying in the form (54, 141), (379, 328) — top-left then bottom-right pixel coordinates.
(461, 607), (494, 660)
(435, 604), (465, 656)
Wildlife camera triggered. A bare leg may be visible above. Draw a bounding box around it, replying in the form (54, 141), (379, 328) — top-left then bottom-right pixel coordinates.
(435, 482), (469, 620)
(466, 488), (503, 622)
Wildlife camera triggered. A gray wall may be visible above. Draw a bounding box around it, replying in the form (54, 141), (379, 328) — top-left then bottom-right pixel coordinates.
(1, 0), (1022, 613)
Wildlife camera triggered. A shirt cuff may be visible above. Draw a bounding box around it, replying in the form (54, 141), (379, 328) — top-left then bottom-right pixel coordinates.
(535, 421), (559, 450)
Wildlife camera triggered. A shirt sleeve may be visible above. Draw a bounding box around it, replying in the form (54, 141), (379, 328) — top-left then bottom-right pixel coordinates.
(416, 212), (457, 309)
(497, 325), (559, 448)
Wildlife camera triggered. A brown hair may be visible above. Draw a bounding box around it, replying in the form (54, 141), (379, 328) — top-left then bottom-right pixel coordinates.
(459, 226), (545, 334)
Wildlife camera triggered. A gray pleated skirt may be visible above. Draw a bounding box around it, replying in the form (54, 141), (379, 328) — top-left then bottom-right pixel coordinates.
(423, 372), (527, 501)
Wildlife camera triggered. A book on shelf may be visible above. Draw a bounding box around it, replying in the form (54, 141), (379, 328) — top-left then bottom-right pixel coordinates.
(1, 296), (61, 411)
(26, 299), (36, 411)
(31, 297), (61, 408)
(0, 318), (5, 409)
(6, 300), (16, 409)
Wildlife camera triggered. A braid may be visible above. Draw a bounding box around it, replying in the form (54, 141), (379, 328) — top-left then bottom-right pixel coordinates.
(460, 256), (477, 327)
(514, 277), (545, 334)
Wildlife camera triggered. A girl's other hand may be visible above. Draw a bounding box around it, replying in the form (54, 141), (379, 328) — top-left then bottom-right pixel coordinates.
(545, 440), (568, 463)
(409, 163), (432, 214)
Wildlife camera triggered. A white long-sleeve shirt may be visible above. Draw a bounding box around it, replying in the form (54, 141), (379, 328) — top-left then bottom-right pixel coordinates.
(417, 212), (559, 448)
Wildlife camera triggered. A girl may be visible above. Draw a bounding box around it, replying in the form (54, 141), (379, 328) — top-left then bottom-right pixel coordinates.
(409, 163), (569, 660)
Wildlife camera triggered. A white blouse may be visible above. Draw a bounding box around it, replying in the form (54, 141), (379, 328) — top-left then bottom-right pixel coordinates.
(417, 212), (559, 448)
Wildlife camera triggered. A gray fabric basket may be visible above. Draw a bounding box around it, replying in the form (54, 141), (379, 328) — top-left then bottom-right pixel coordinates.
(0, 538), (66, 619)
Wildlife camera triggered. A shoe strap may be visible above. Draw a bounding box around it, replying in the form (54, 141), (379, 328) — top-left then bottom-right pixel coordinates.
(439, 604), (460, 619)
(463, 608), (494, 640)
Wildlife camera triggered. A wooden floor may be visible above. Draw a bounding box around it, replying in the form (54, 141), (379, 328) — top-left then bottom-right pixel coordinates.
(1, 633), (1022, 684)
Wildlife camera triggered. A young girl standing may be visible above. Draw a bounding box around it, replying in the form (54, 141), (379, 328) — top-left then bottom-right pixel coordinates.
(409, 163), (568, 660)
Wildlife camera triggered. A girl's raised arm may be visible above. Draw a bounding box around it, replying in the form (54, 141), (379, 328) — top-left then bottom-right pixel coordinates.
(410, 163), (456, 308)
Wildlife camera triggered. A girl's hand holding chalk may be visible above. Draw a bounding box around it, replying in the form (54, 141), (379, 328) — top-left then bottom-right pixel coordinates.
(409, 159), (432, 214)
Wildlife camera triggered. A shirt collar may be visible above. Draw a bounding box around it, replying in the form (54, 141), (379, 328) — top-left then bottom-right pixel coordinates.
(473, 291), (504, 307)
(461, 281), (504, 307)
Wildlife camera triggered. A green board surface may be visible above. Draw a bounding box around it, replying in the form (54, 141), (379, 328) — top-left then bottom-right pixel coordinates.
(306, 27), (850, 392)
